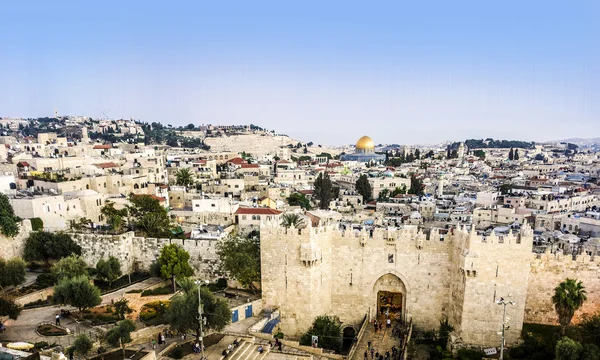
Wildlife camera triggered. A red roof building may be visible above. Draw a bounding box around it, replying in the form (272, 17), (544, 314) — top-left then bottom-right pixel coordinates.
(234, 207), (283, 215)
(93, 145), (111, 150)
(94, 162), (119, 169)
(226, 157), (248, 165)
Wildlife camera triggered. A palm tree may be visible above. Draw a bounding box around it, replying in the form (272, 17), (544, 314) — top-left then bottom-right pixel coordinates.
(281, 213), (305, 228)
(552, 278), (587, 335)
(175, 168), (195, 187)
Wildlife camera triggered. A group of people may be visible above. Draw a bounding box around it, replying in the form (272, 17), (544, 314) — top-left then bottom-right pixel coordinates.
(151, 332), (166, 349)
(221, 339), (240, 357)
(364, 341), (401, 360)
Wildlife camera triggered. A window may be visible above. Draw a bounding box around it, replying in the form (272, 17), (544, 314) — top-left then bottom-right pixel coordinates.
(242, 215), (247, 220)
(388, 254), (394, 263)
(211, 204), (216, 207)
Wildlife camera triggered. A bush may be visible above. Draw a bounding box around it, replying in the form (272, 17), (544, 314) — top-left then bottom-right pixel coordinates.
(456, 348), (485, 360)
(23, 296), (53, 309)
(36, 273), (57, 288)
(139, 300), (170, 325)
(34, 341), (49, 349)
(31, 218), (44, 231)
(126, 289), (143, 293)
(170, 346), (184, 359)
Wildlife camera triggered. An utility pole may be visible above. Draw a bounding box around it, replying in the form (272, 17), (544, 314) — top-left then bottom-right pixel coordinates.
(496, 297), (515, 360)
(195, 280), (208, 360)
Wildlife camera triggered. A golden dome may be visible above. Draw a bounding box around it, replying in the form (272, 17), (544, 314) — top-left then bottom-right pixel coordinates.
(356, 136), (375, 149)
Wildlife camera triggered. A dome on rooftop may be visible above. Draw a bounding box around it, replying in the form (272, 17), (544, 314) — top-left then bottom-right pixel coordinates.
(356, 136), (375, 150)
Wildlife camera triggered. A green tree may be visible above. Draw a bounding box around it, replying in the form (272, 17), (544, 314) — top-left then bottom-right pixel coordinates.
(287, 193), (311, 210)
(355, 175), (372, 203)
(113, 298), (133, 320)
(414, 148), (421, 159)
(579, 312), (600, 347)
(157, 245), (194, 293)
(96, 256), (122, 287)
(408, 175), (425, 196)
(217, 236), (260, 293)
(581, 344), (600, 360)
(281, 213), (305, 228)
(0, 258), (27, 292)
(101, 201), (128, 232)
(52, 254), (88, 281)
(127, 195), (173, 238)
(508, 148), (514, 160)
(438, 317), (455, 348)
(473, 149), (486, 159)
(175, 168), (195, 187)
(313, 172), (332, 209)
(553, 278), (587, 335)
(391, 185), (407, 197)
(23, 232), (82, 266)
(514, 148), (520, 160)
(53, 275), (102, 312)
(72, 334), (93, 356)
(0, 193), (19, 237)
(555, 337), (582, 360)
(105, 319), (136, 357)
(167, 285), (231, 342)
(378, 189), (390, 202)
(0, 297), (22, 319)
(300, 315), (342, 352)
(30, 218), (44, 231)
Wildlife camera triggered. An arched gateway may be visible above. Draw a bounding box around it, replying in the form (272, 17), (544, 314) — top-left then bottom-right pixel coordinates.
(371, 273), (408, 322)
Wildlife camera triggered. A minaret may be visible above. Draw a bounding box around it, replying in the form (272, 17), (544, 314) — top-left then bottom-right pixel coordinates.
(457, 142), (466, 158)
(81, 127), (89, 142)
(437, 172), (445, 197)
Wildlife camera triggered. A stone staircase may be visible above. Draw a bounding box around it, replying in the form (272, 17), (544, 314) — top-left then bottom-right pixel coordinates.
(222, 339), (270, 360)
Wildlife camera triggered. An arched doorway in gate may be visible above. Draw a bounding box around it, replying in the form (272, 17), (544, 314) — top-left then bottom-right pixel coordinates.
(342, 326), (356, 353)
(372, 273), (407, 323)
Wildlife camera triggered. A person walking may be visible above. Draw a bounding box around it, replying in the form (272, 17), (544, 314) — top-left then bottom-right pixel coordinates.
(364, 350), (368, 360)
(386, 318), (391, 329)
(370, 348), (375, 359)
(157, 333), (162, 345)
(152, 339), (156, 349)
(55, 314), (60, 326)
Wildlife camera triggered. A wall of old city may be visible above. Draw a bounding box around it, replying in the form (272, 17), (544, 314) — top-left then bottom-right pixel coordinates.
(260, 222), (454, 337)
(525, 252), (600, 325)
(0, 220), (31, 260)
(69, 231), (226, 281)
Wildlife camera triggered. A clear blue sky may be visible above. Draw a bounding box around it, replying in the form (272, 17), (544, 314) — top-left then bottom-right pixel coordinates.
(1, 1), (598, 145)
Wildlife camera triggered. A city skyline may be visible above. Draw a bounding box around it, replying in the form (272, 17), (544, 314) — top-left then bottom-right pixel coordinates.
(1, 1), (599, 145)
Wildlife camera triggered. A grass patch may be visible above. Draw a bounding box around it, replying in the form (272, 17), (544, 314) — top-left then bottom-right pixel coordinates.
(166, 334), (225, 359)
(141, 285), (173, 297)
(37, 324), (68, 336)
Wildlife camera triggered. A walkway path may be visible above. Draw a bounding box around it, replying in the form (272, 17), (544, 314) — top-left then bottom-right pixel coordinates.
(351, 321), (402, 360)
(0, 277), (162, 345)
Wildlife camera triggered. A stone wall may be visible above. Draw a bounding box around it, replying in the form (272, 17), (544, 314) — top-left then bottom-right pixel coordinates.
(0, 220), (31, 260)
(260, 221), (542, 347)
(70, 232), (226, 281)
(525, 252), (600, 325)
(14, 286), (54, 307)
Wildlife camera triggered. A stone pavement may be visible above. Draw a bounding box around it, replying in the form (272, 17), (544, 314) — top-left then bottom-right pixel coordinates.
(352, 320), (402, 360)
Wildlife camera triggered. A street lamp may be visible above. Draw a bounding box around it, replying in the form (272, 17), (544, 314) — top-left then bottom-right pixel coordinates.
(194, 280), (210, 360)
(496, 297), (515, 360)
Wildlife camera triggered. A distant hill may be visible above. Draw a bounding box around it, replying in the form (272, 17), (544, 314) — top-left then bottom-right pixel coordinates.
(549, 138), (600, 146)
(449, 139), (535, 150)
